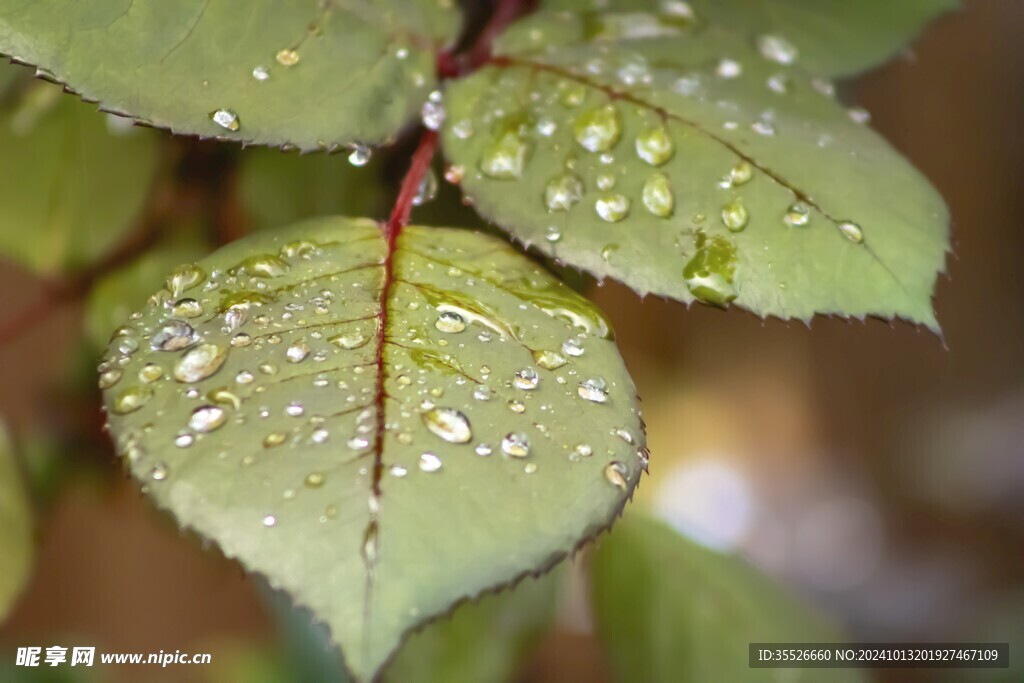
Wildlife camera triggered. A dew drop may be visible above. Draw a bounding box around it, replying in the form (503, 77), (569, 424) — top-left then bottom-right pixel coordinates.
(838, 221), (864, 244)
(412, 168), (438, 206)
(635, 127), (674, 166)
(533, 349), (567, 370)
(507, 399), (526, 414)
(150, 462), (170, 481)
(286, 342), (310, 363)
(683, 233), (738, 307)
(544, 172), (584, 212)
(189, 405), (226, 433)
(262, 514), (277, 528)
(473, 385), (492, 401)
(562, 338), (584, 357)
(304, 472), (325, 488)
(721, 199), (749, 232)
(421, 407), (472, 444)
(419, 452), (443, 472)
(544, 225), (562, 243)
(420, 90), (445, 130)
(479, 131), (530, 179)
(167, 264), (206, 297)
(263, 432), (287, 448)
(348, 144), (372, 167)
(252, 65), (270, 81)
(642, 173), (674, 218)
(435, 311), (466, 333)
(715, 58), (742, 79)
(330, 331), (368, 350)
(501, 432), (530, 458)
(604, 461), (628, 490)
(577, 377), (609, 403)
(152, 321), (199, 351)
(728, 162), (753, 187)
(573, 104), (622, 153)
(99, 369), (123, 389)
(390, 465), (408, 478)
(574, 443), (593, 458)
(276, 48), (300, 66)
(784, 201), (811, 227)
(757, 34), (798, 65)
(848, 107), (871, 125)
(210, 109), (240, 131)
(112, 386), (153, 414)
(174, 344), (228, 383)
(595, 193), (630, 222)
(230, 255), (290, 278)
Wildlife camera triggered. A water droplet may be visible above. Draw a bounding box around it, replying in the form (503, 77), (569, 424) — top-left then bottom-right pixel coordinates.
(304, 472), (325, 488)
(751, 120), (776, 136)
(475, 443), (492, 456)
(767, 73), (789, 94)
(330, 330), (368, 350)
(595, 193), (630, 222)
(784, 201), (811, 227)
(507, 399), (526, 414)
(562, 338), (584, 357)
(716, 58), (742, 79)
(721, 199), (749, 232)
(189, 405), (226, 433)
(453, 119), (474, 138)
(544, 225), (562, 242)
(473, 385), (492, 401)
(172, 298), (203, 318)
(444, 164), (464, 184)
(524, 463), (538, 474)
(174, 344), (228, 383)
(728, 162), (752, 187)
(757, 34), (798, 65)
(152, 321), (199, 351)
(479, 130), (530, 179)
(544, 172), (584, 212)
(276, 48), (300, 66)
(642, 173), (674, 218)
(683, 233), (738, 307)
(578, 377), (609, 403)
(435, 311), (466, 333)
(421, 407), (472, 444)
(574, 104), (622, 153)
(99, 369), (122, 389)
(848, 107), (871, 125)
(636, 127), (674, 166)
(229, 255), (290, 278)
(838, 221), (864, 244)
(263, 432), (287, 448)
(286, 342), (310, 363)
(596, 172), (616, 191)
(210, 108), (240, 131)
(390, 465), (408, 478)
(601, 244), (619, 262)
(514, 367), (540, 390)
(604, 461), (628, 489)
(286, 402), (304, 417)
(252, 65), (270, 81)
(419, 452), (443, 472)
(421, 90), (445, 130)
(167, 264), (205, 297)
(574, 443), (593, 457)
(533, 350), (567, 370)
(348, 143), (372, 167)
(112, 386), (153, 414)
(501, 432), (530, 458)
(150, 462), (170, 481)
(262, 514), (277, 528)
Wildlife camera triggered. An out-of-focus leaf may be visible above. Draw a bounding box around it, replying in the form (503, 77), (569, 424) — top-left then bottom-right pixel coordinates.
(0, 423), (33, 622)
(591, 514), (865, 683)
(0, 75), (159, 274)
(99, 217), (645, 682)
(238, 148), (385, 232)
(443, 3), (949, 329)
(532, 0), (958, 78)
(0, 0), (459, 151)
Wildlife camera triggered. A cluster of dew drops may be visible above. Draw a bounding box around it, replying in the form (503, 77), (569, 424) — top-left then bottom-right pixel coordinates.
(99, 240), (643, 530)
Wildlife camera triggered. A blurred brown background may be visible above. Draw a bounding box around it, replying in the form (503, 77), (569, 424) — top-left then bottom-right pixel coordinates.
(0, 1), (1021, 681)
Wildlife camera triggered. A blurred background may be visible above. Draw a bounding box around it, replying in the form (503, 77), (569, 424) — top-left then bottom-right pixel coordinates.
(0, 1), (1021, 681)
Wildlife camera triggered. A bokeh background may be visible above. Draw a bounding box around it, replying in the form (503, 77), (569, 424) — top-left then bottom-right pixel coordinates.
(0, 1), (1020, 681)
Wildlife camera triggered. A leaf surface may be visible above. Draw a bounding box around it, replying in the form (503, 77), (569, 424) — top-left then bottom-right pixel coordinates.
(99, 217), (644, 681)
(0, 0), (459, 150)
(0, 424), (33, 622)
(591, 514), (866, 683)
(442, 3), (950, 328)
(0, 76), (158, 273)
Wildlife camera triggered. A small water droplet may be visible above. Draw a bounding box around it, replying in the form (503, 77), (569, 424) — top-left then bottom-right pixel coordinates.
(544, 225), (562, 242)
(604, 461), (628, 489)
(174, 343), (227, 384)
(533, 349), (567, 370)
(507, 399), (526, 414)
(716, 58), (742, 79)
(475, 443), (492, 456)
(751, 120), (776, 136)
(595, 193), (630, 222)
(348, 143), (372, 167)
(642, 173), (674, 218)
(263, 514), (278, 528)
(420, 90), (445, 130)
(562, 338), (584, 357)
(152, 321), (199, 352)
(473, 385), (492, 401)
(757, 34), (798, 65)
(150, 462), (170, 481)
(501, 432), (530, 458)
(412, 168), (438, 206)
(421, 407), (472, 444)
(419, 452), (443, 472)
(435, 311), (466, 333)
(848, 107), (871, 125)
(99, 369), (123, 389)
(304, 472), (325, 488)
(728, 162), (752, 187)
(838, 221), (864, 244)
(636, 127), (674, 166)
(286, 342), (310, 363)
(263, 432), (287, 448)
(479, 130), (530, 179)
(276, 48), (300, 66)
(784, 201), (811, 227)
(513, 367), (540, 390)
(524, 463), (538, 474)
(252, 65), (270, 81)
(577, 377), (609, 403)
(189, 405), (226, 433)
(209, 108), (240, 131)
(330, 330), (368, 350)
(721, 199), (749, 232)
(390, 465), (408, 478)
(444, 164), (464, 184)
(544, 172), (584, 212)
(574, 104), (622, 153)
(112, 386), (153, 415)
(574, 443), (593, 458)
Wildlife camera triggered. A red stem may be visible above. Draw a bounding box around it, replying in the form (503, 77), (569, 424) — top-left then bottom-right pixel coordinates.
(467, 0), (528, 71)
(385, 129), (438, 239)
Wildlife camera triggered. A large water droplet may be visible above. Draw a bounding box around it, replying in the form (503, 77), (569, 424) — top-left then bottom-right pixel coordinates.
(330, 331), (368, 350)
(533, 349), (567, 370)
(513, 367), (540, 390)
(286, 342), (310, 363)
(574, 104), (622, 153)
(174, 344), (228, 383)
(838, 221), (864, 244)
(421, 407), (472, 444)
(151, 321), (199, 352)
(577, 377), (609, 403)
(604, 461), (628, 489)
(635, 127), (674, 166)
(412, 168), (438, 206)
(683, 233), (738, 307)
(595, 193), (630, 222)
(419, 452), (443, 472)
(721, 199), (749, 232)
(230, 255), (290, 278)
(435, 311), (466, 334)
(544, 172), (584, 212)
(501, 432), (530, 458)
(642, 173), (674, 217)
(562, 338), (584, 357)
(479, 131), (530, 179)
(189, 405), (226, 433)
(167, 264), (206, 297)
(348, 144), (372, 167)
(210, 109), (240, 131)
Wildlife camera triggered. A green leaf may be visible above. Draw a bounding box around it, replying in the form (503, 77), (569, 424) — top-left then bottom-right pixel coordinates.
(590, 514), (866, 683)
(0, 423), (33, 622)
(0, 76), (159, 274)
(442, 7), (949, 329)
(528, 0), (958, 78)
(239, 147), (386, 232)
(384, 570), (560, 683)
(99, 217), (644, 682)
(0, 0), (459, 151)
